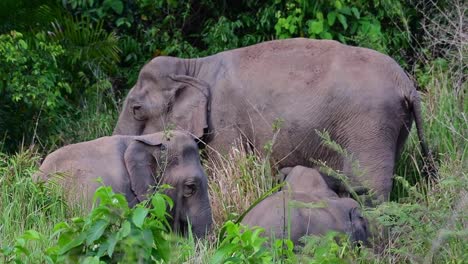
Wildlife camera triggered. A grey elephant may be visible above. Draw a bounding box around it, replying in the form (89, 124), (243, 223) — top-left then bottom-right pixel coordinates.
(113, 38), (432, 201)
(241, 166), (369, 245)
(34, 131), (212, 237)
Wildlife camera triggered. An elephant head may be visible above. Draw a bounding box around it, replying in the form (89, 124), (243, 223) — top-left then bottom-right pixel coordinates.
(114, 57), (211, 140)
(124, 131), (212, 237)
(348, 206), (370, 246)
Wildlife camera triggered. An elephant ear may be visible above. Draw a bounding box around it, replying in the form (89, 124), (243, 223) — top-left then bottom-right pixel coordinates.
(124, 134), (164, 202)
(167, 74), (210, 139)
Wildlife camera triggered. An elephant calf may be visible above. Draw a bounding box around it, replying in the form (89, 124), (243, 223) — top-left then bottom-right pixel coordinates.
(242, 166), (369, 245)
(34, 131), (212, 237)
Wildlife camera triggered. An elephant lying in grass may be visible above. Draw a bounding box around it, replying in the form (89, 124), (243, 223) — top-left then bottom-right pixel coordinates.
(113, 38), (433, 201)
(34, 131), (212, 237)
(242, 166), (369, 245)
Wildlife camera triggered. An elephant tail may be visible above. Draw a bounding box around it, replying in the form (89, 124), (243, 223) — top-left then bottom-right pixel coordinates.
(407, 88), (438, 178)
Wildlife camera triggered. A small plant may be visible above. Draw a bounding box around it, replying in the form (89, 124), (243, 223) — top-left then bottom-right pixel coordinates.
(211, 221), (272, 264)
(0, 230), (49, 263)
(46, 183), (174, 263)
(297, 231), (368, 263)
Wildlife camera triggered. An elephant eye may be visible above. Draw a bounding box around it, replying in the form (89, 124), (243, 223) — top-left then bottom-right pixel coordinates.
(130, 102), (147, 121)
(183, 183), (196, 197)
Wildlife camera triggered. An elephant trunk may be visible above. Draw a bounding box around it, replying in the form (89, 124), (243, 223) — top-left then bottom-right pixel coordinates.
(190, 205), (213, 238)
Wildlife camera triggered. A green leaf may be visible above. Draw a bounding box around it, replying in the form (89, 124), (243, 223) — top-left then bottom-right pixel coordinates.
(337, 14), (348, 30)
(14, 245), (30, 256)
(151, 194), (167, 218)
(58, 232), (86, 255)
(18, 39), (28, 49)
(327, 12), (337, 26)
(338, 33), (346, 43)
(118, 221), (131, 239)
(334, 0), (342, 9)
(320, 32), (333, 40)
(351, 7), (360, 19)
(308, 20), (324, 35)
(339, 6), (352, 16)
(82, 256), (102, 264)
(106, 232), (118, 257)
(103, 0), (124, 15)
(22, 230), (42, 241)
(210, 244), (239, 264)
(142, 229), (154, 248)
(316, 11), (324, 20)
(132, 207), (148, 228)
(86, 219), (109, 245)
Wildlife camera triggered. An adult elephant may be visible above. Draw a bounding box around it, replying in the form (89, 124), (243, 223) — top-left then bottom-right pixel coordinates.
(114, 38), (431, 201)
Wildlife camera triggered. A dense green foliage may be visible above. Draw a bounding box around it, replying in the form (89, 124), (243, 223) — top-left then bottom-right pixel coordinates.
(0, 0), (466, 263)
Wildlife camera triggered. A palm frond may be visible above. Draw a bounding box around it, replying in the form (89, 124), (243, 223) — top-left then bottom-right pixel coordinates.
(49, 14), (121, 76)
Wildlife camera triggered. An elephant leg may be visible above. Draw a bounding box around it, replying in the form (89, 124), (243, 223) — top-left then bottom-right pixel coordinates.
(343, 138), (397, 203)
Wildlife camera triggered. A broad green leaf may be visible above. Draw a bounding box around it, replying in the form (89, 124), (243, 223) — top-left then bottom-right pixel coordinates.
(58, 232), (86, 255)
(106, 232), (118, 257)
(142, 229), (154, 249)
(334, 0), (342, 9)
(351, 7), (360, 19)
(118, 221), (131, 239)
(316, 11), (324, 20)
(308, 20), (324, 35)
(22, 230), (42, 241)
(337, 14), (348, 30)
(18, 39), (28, 49)
(86, 219), (109, 245)
(151, 194), (167, 218)
(339, 6), (352, 16)
(132, 207), (149, 228)
(14, 245), (30, 256)
(327, 12), (337, 26)
(210, 244), (239, 264)
(103, 0), (124, 15)
(320, 32), (333, 39)
(82, 256), (101, 264)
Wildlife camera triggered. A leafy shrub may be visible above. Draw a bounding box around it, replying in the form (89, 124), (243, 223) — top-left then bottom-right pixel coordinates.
(0, 31), (71, 111)
(297, 231), (369, 263)
(274, 0), (412, 57)
(211, 221), (296, 264)
(47, 184), (174, 263)
(0, 149), (82, 263)
(211, 221), (271, 263)
(1, 183), (176, 263)
(0, 31), (73, 152)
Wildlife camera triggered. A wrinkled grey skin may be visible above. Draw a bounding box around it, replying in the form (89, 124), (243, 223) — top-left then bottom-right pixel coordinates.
(242, 166), (369, 245)
(113, 38), (431, 201)
(34, 131), (212, 237)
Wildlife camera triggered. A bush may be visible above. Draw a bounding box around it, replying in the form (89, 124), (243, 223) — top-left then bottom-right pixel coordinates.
(0, 31), (72, 152)
(0, 149), (83, 263)
(1, 182), (176, 263)
(0, 31), (71, 111)
(47, 184), (174, 263)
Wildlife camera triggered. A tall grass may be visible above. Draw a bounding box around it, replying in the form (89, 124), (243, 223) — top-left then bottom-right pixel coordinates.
(370, 63), (467, 263)
(0, 148), (86, 262)
(204, 139), (276, 230)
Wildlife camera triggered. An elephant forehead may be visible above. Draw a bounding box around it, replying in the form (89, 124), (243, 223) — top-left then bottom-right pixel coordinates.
(139, 62), (168, 80)
(168, 132), (197, 148)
